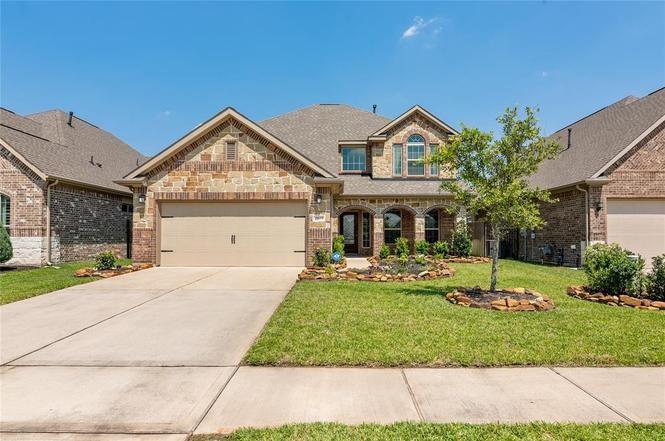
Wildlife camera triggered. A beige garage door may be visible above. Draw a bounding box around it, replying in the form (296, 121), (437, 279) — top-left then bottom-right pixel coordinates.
(160, 201), (306, 267)
(606, 199), (665, 268)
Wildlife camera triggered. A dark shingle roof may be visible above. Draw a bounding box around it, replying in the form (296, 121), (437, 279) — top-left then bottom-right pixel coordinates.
(259, 104), (390, 175)
(530, 88), (665, 190)
(0, 109), (146, 194)
(339, 175), (451, 196)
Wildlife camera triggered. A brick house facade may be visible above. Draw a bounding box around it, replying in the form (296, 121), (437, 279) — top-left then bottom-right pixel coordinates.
(0, 108), (143, 266)
(120, 105), (459, 266)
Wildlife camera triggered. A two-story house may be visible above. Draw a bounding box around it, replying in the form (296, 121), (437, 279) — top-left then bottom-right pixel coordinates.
(117, 104), (458, 266)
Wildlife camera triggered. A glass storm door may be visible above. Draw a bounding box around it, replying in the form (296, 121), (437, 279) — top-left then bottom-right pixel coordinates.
(341, 213), (358, 254)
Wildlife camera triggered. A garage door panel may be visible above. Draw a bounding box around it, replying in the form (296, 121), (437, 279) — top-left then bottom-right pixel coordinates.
(159, 202), (306, 267)
(607, 199), (665, 269)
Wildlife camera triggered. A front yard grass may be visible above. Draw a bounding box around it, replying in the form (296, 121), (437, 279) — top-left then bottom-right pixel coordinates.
(192, 422), (665, 441)
(0, 259), (131, 305)
(245, 259), (665, 367)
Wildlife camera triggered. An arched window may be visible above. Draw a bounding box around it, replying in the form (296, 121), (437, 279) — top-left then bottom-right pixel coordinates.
(1, 194), (10, 227)
(425, 211), (439, 243)
(406, 134), (425, 176)
(384, 209), (401, 244)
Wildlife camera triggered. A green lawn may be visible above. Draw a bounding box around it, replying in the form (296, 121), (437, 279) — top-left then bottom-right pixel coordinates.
(0, 259), (131, 305)
(192, 422), (665, 441)
(245, 259), (665, 367)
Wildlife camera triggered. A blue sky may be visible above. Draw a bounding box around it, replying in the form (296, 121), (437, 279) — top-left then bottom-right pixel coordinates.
(2, 1), (663, 155)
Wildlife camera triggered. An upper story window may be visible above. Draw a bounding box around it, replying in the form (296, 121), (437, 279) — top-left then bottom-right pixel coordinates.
(1, 194), (10, 227)
(341, 146), (366, 172)
(407, 134), (425, 176)
(392, 144), (402, 176)
(429, 144), (439, 176)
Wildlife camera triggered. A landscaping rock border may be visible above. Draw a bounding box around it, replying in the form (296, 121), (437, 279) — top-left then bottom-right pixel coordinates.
(447, 287), (555, 311)
(299, 259), (454, 282)
(443, 256), (491, 264)
(567, 286), (665, 311)
(74, 263), (153, 278)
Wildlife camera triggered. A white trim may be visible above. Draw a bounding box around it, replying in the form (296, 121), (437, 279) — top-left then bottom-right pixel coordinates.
(123, 107), (335, 180)
(370, 105), (459, 137)
(591, 114), (665, 178)
(0, 137), (48, 180)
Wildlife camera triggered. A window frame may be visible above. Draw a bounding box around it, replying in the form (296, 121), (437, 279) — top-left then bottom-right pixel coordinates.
(425, 211), (439, 244)
(1, 194), (10, 228)
(340, 146), (367, 172)
(362, 212), (371, 248)
(383, 209), (402, 244)
(406, 135), (425, 176)
(392, 144), (403, 176)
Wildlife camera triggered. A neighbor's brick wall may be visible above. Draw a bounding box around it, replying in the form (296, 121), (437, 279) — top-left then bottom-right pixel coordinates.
(133, 118), (320, 265)
(371, 114), (453, 179)
(50, 183), (132, 262)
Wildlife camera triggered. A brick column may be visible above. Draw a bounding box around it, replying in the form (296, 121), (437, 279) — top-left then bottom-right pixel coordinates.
(373, 216), (384, 256)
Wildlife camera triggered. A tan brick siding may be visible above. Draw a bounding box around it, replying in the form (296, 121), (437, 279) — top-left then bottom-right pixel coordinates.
(0, 148), (45, 237)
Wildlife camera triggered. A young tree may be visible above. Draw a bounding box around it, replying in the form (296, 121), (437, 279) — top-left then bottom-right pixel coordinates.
(431, 107), (560, 291)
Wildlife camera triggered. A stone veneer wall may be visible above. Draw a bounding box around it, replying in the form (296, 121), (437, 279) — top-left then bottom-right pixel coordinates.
(50, 183), (132, 262)
(132, 117), (329, 266)
(371, 114), (453, 179)
(0, 148), (46, 266)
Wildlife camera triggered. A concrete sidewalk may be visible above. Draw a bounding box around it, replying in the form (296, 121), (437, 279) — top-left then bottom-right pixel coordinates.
(195, 366), (665, 434)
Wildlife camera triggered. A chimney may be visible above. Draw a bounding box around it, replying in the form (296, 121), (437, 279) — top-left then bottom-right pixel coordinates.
(67, 111), (74, 126)
(567, 128), (572, 150)
(372, 104), (377, 114)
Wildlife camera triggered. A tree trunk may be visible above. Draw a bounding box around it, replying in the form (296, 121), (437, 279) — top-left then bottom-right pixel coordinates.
(489, 224), (500, 292)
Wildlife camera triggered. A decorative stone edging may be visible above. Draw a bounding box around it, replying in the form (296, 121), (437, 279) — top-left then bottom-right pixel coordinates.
(299, 259), (454, 282)
(567, 286), (665, 311)
(443, 256), (491, 264)
(74, 263), (153, 278)
(447, 287), (555, 311)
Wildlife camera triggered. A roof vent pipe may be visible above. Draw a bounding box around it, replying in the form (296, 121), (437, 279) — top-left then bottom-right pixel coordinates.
(372, 104), (377, 114)
(67, 111), (74, 126)
(567, 128), (572, 150)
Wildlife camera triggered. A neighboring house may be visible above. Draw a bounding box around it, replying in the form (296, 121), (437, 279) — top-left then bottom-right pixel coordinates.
(117, 104), (458, 266)
(508, 88), (665, 267)
(0, 108), (146, 266)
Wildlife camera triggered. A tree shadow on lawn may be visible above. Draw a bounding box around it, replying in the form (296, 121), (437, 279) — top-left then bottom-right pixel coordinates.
(398, 284), (462, 298)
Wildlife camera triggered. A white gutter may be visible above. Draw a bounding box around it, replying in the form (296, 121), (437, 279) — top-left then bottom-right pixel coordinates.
(45, 179), (59, 265)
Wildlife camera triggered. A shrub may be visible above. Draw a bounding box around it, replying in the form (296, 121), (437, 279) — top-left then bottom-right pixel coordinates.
(325, 264), (335, 276)
(432, 241), (449, 258)
(647, 254), (665, 300)
(415, 239), (430, 256)
(0, 227), (12, 263)
(95, 251), (117, 270)
(414, 255), (427, 265)
(379, 244), (390, 259)
(583, 243), (643, 296)
(394, 237), (410, 259)
(332, 235), (345, 259)
(450, 221), (472, 257)
(313, 248), (331, 267)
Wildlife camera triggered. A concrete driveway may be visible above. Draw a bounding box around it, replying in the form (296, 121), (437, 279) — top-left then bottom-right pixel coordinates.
(0, 266), (301, 439)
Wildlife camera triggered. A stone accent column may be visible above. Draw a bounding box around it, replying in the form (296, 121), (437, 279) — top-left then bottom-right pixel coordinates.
(373, 216), (384, 256)
(415, 215), (425, 243)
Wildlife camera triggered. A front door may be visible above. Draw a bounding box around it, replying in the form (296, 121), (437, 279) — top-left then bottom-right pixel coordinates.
(340, 213), (358, 254)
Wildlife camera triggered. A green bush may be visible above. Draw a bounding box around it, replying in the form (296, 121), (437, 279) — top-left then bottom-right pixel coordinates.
(414, 255), (427, 265)
(394, 237), (410, 259)
(332, 235), (345, 259)
(0, 227), (12, 263)
(313, 248), (331, 267)
(647, 254), (665, 300)
(450, 221), (472, 257)
(583, 243), (644, 296)
(379, 244), (390, 259)
(95, 251), (117, 270)
(432, 241), (449, 258)
(415, 239), (430, 256)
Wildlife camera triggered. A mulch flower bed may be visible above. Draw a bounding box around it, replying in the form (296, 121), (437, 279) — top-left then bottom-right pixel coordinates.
(442, 256), (491, 264)
(567, 286), (665, 311)
(299, 256), (454, 282)
(447, 287), (555, 311)
(74, 263), (153, 278)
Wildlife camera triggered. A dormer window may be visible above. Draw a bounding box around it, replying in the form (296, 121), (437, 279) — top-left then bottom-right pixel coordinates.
(406, 134), (425, 176)
(341, 146), (366, 172)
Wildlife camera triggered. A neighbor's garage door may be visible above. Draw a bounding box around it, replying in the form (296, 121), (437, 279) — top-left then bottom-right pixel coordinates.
(606, 199), (665, 268)
(159, 201), (306, 267)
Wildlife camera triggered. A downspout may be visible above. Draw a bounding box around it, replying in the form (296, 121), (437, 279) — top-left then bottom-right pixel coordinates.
(575, 184), (589, 266)
(45, 179), (59, 265)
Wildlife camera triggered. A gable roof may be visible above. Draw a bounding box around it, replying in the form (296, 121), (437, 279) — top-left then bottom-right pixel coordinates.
(370, 105), (459, 138)
(530, 87), (665, 190)
(0, 108), (146, 194)
(124, 107), (335, 180)
(259, 104), (391, 175)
